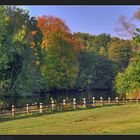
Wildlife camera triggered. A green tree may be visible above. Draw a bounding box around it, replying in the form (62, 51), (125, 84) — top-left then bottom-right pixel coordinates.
(76, 50), (97, 89)
(115, 58), (140, 98)
(108, 38), (132, 73)
(0, 6), (44, 96)
(76, 50), (114, 90)
(91, 33), (111, 53)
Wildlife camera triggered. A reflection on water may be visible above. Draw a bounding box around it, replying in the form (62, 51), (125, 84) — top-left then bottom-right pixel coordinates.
(0, 89), (113, 108)
(51, 89), (113, 101)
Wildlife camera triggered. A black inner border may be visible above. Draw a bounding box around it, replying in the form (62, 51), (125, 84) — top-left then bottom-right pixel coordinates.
(0, 0), (140, 5)
(0, 0), (140, 139)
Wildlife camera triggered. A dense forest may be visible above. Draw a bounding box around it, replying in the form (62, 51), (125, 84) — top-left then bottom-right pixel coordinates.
(1, 6), (140, 99)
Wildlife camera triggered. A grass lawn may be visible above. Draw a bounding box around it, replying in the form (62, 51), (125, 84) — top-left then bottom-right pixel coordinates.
(0, 104), (140, 134)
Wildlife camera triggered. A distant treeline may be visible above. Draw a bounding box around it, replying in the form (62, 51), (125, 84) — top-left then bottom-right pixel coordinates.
(0, 6), (140, 98)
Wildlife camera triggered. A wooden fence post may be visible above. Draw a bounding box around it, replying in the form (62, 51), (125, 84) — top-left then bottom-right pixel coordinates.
(136, 99), (139, 104)
(73, 98), (76, 109)
(100, 97), (103, 106)
(116, 97), (119, 104)
(39, 103), (43, 113)
(92, 97), (95, 107)
(11, 105), (15, 116)
(63, 99), (66, 110)
(51, 100), (55, 111)
(108, 97), (111, 104)
(123, 98), (125, 104)
(83, 98), (86, 108)
(26, 104), (29, 114)
(130, 97), (132, 104)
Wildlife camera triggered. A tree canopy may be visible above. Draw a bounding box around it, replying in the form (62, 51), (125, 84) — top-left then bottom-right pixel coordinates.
(1, 6), (140, 99)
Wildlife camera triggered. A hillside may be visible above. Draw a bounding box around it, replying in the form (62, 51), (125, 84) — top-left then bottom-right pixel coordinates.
(0, 104), (140, 134)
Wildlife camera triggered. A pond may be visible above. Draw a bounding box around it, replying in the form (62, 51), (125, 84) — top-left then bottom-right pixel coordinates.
(0, 89), (113, 108)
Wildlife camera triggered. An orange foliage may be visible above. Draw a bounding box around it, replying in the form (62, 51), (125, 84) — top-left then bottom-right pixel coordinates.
(31, 30), (37, 36)
(37, 16), (70, 36)
(127, 90), (140, 99)
(37, 15), (83, 53)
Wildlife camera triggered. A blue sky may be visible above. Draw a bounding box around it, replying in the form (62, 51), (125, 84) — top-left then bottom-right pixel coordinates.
(21, 6), (140, 38)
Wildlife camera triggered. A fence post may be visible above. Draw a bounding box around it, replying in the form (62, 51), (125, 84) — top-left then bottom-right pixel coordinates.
(130, 97), (132, 104)
(26, 104), (29, 114)
(51, 100), (55, 111)
(136, 99), (139, 104)
(108, 97), (111, 104)
(100, 97), (103, 106)
(83, 98), (86, 108)
(39, 103), (43, 113)
(73, 98), (76, 109)
(123, 98), (125, 104)
(63, 99), (66, 110)
(92, 97), (95, 107)
(11, 105), (15, 116)
(116, 97), (119, 104)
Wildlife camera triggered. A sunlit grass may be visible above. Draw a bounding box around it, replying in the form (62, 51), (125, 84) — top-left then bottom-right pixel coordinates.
(0, 104), (140, 134)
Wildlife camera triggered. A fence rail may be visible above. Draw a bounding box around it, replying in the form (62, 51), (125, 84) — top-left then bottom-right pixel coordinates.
(0, 97), (139, 117)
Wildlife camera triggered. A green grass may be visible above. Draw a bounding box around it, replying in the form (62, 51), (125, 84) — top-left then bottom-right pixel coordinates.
(1, 104), (140, 134)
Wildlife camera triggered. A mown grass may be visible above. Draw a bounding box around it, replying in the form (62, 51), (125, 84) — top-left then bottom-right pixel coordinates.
(0, 104), (140, 134)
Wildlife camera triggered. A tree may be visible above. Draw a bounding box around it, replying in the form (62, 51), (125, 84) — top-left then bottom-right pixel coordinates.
(108, 38), (132, 73)
(76, 50), (97, 89)
(37, 16), (83, 92)
(73, 32), (95, 48)
(99, 47), (108, 57)
(76, 50), (114, 90)
(92, 56), (114, 89)
(114, 8), (140, 98)
(115, 16), (136, 38)
(0, 6), (44, 96)
(115, 58), (140, 98)
(91, 33), (111, 53)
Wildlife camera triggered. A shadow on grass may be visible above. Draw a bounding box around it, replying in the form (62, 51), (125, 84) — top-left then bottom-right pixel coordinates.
(0, 103), (124, 123)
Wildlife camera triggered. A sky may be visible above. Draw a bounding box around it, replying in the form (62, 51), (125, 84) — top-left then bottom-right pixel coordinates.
(21, 6), (140, 39)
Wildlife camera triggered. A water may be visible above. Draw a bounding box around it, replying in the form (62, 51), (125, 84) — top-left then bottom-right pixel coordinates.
(0, 89), (113, 108)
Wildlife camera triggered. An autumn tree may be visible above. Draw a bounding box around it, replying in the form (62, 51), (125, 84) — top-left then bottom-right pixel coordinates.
(37, 16), (83, 93)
